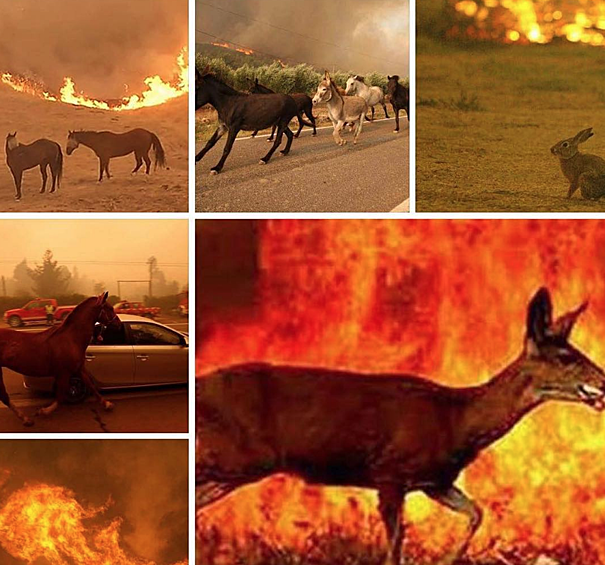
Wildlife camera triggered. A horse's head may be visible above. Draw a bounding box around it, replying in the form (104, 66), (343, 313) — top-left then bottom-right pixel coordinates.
(95, 292), (122, 331)
(387, 75), (400, 96)
(6, 132), (18, 151)
(345, 75), (364, 95)
(313, 71), (333, 105)
(66, 131), (79, 155)
(196, 66), (213, 110)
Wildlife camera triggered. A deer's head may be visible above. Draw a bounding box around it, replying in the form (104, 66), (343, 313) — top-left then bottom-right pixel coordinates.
(524, 287), (605, 411)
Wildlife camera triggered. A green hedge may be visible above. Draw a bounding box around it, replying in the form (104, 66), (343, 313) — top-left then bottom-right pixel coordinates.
(196, 53), (407, 96)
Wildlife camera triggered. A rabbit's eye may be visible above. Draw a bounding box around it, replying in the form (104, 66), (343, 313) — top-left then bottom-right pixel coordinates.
(563, 142), (569, 148)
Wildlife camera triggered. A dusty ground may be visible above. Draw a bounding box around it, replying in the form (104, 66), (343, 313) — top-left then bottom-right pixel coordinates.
(417, 38), (605, 212)
(0, 86), (188, 212)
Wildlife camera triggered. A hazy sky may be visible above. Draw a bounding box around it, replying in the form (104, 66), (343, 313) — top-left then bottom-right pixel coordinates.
(0, 220), (188, 288)
(0, 0), (188, 98)
(196, 0), (409, 75)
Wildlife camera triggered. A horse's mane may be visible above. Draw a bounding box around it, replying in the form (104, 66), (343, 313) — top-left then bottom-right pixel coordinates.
(202, 74), (246, 97)
(61, 296), (97, 327)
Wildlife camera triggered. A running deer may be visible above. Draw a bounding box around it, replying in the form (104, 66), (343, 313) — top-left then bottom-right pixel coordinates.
(197, 287), (605, 565)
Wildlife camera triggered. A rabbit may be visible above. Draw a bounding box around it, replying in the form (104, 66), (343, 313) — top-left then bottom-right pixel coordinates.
(551, 127), (605, 200)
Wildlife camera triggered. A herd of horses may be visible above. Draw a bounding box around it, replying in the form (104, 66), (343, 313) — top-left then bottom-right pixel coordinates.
(195, 66), (409, 174)
(4, 128), (166, 202)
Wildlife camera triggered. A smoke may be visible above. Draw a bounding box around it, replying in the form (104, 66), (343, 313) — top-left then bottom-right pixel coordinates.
(0, 0), (187, 99)
(0, 440), (188, 564)
(196, 0), (409, 75)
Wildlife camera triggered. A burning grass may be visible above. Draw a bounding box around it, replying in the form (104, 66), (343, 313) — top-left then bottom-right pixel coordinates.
(416, 37), (605, 211)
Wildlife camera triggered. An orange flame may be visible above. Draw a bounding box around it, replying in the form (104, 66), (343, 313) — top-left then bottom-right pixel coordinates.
(452, 0), (605, 45)
(1, 46), (188, 111)
(197, 219), (605, 562)
(211, 41), (255, 56)
(0, 482), (187, 565)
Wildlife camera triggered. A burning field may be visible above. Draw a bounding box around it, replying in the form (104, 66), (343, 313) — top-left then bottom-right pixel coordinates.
(0, 0), (188, 212)
(417, 0), (605, 212)
(0, 440), (188, 565)
(198, 219), (605, 564)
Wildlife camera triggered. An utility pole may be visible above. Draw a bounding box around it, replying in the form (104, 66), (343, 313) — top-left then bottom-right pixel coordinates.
(1, 276), (5, 297)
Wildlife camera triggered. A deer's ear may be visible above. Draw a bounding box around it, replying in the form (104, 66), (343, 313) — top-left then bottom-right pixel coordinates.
(526, 287), (553, 347)
(553, 301), (588, 341)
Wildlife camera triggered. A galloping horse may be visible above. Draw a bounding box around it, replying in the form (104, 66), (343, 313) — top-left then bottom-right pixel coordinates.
(250, 79), (317, 140)
(195, 67), (313, 174)
(0, 292), (121, 426)
(387, 75), (409, 133)
(345, 75), (390, 122)
(312, 71), (367, 146)
(5, 132), (63, 202)
(66, 128), (166, 182)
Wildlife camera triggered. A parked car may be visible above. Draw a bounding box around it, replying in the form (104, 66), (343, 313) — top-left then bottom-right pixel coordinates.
(4, 298), (76, 327)
(23, 314), (188, 402)
(113, 301), (160, 319)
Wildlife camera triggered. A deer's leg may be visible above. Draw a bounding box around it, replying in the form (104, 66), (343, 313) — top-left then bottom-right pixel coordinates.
(426, 485), (483, 565)
(196, 123), (227, 163)
(40, 163), (48, 193)
(81, 367), (113, 411)
(378, 486), (405, 565)
(0, 367), (33, 426)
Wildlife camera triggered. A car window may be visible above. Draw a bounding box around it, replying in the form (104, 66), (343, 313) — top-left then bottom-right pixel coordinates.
(26, 302), (39, 310)
(129, 323), (182, 346)
(90, 323), (128, 346)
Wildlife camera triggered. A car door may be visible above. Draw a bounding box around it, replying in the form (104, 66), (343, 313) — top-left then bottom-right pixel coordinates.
(128, 321), (188, 384)
(25, 301), (45, 322)
(84, 323), (135, 387)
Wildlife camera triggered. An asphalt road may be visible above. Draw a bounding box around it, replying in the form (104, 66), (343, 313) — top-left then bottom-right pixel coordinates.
(196, 118), (409, 212)
(0, 318), (189, 433)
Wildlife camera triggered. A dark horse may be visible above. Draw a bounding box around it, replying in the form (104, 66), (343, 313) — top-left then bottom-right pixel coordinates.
(0, 292), (121, 426)
(5, 132), (63, 202)
(387, 75), (409, 133)
(250, 78), (317, 140)
(66, 128), (166, 181)
(195, 67), (313, 174)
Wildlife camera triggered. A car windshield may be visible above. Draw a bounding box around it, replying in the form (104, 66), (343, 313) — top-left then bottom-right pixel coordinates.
(129, 323), (182, 346)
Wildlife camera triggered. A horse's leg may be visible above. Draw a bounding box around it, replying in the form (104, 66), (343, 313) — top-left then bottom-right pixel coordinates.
(98, 158), (104, 182)
(382, 102), (390, 119)
(306, 108), (317, 136)
(36, 371), (70, 417)
(251, 130), (258, 138)
(260, 123), (285, 164)
(196, 123), (227, 163)
(143, 154), (152, 174)
(81, 367), (113, 411)
(104, 160), (111, 179)
(39, 163), (48, 194)
(211, 128), (238, 174)
(394, 108), (400, 133)
(333, 121), (346, 146)
(280, 126), (294, 155)
(11, 169), (23, 202)
(50, 162), (57, 193)
(294, 117), (303, 138)
(0, 367), (33, 426)
(267, 125), (276, 142)
(132, 153), (144, 174)
(371, 106), (376, 122)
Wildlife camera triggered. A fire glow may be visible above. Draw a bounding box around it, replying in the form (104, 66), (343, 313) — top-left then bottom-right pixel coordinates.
(1, 46), (188, 111)
(451, 0), (605, 45)
(0, 481), (188, 565)
(197, 220), (605, 562)
(211, 41), (255, 56)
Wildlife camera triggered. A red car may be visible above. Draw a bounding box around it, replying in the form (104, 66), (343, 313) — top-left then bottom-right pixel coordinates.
(3, 299), (76, 327)
(113, 301), (160, 318)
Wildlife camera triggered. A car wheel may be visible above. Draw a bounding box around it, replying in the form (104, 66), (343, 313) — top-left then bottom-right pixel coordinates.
(8, 316), (22, 328)
(66, 375), (89, 404)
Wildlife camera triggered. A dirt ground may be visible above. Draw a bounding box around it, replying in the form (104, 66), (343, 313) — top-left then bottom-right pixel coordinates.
(0, 86), (188, 212)
(416, 38), (605, 212)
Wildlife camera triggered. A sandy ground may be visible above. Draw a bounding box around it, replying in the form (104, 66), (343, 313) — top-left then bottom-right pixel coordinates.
(416, 39), (605, 212)
(0, 86), (188, 212)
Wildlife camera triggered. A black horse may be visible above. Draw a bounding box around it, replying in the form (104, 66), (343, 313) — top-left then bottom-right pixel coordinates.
(195, 67), (313, 174)
(387, 75), (410, 133)
(250, 79), (317, 140)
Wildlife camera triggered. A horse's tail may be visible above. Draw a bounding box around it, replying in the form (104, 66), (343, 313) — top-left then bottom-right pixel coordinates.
(56, 145), (63, 188)
(150, 132), (166, 169)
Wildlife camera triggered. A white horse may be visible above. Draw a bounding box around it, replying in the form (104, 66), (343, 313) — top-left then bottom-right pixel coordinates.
(345, 75), (390, 122)
(313, 71), (367, 146)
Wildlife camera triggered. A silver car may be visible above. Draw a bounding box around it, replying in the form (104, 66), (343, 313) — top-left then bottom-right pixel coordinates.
(23, 314), (188, 401)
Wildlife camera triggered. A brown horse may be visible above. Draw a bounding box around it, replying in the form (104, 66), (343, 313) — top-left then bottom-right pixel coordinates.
(5, 132), (63, 202)
(0, 292), (121, 426)
(66, 128), (166, 181)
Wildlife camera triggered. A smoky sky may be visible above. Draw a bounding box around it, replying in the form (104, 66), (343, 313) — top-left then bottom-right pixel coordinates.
(0, 440), (188, 564)
(0, 0), (188, 99)
(196, 0), (409, 75)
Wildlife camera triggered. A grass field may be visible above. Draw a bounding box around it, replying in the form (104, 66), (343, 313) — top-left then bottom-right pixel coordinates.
(416, 37), (605, 212)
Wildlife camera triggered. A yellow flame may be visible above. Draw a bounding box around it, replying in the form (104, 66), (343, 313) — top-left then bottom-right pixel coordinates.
(1, 46), (188, 112)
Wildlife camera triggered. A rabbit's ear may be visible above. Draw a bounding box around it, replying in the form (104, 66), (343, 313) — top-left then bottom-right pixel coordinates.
(574, 128), (594, 144)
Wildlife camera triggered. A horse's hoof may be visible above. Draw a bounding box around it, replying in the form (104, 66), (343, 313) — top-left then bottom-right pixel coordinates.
(103, 401), (114, 412)
(342, 140), (347, 146)
(209, 170), (219, 176)
(312, 133), (317, 137)
(394, 130), (399, 134)
(259, 160), (267, 165)
(14, 197), (21, 202)
(280, 150), (289, 156)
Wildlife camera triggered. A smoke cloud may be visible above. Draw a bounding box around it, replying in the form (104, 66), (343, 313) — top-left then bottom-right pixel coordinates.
(196, 0), (409, 75)
(0, 0), (188, 99)
(0, 440), (188, 564)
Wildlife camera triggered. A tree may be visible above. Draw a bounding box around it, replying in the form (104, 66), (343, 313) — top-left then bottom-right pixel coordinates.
(93, 281), (106, 295)
(12, 259), (34, 295)
(28, 250), (71, 297)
